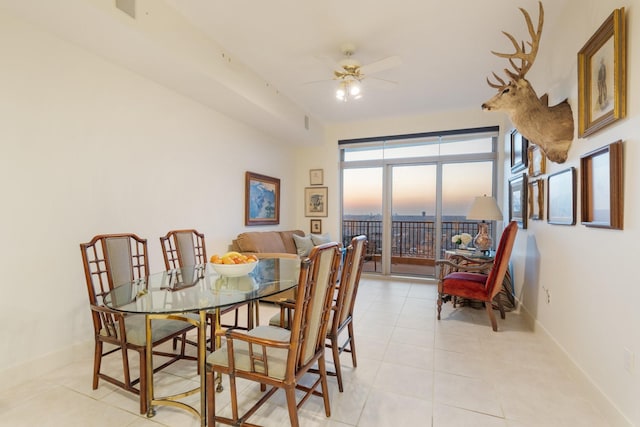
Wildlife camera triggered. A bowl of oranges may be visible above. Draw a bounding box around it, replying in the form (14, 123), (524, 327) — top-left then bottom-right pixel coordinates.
(210, 251), (259, 277)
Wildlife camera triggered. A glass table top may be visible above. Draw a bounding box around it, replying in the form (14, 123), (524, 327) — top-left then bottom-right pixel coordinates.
(104, 257), (299, 314)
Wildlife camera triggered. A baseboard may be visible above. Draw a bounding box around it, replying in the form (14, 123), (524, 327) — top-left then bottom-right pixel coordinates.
(0, 340), (92, 394)
(518, 302), (633, 427)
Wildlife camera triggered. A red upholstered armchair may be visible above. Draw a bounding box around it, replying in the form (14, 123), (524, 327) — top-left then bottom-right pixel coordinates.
(436, 221), (518, 331)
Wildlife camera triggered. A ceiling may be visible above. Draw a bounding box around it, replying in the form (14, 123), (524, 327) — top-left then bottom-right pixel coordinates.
(165, 0), (568, 124)
(1, 0), (569, 142)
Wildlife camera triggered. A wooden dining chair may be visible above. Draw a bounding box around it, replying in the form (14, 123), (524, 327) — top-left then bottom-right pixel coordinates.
(80, 233), (196, 414)
(160, 229), (255, 348)
(206, 241), (342, 427)
(436, 221), (518, 331)
(269, 235), (367, 392)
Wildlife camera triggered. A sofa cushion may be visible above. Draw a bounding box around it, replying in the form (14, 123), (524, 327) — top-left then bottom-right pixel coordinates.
(293, 234), (314, 257)
(278, 230), (305, 254)
(310, 233), (332, 245)
(235, 231), (287, 253)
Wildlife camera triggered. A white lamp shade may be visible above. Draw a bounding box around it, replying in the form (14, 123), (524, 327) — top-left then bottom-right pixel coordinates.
(466, 195), (503, 221)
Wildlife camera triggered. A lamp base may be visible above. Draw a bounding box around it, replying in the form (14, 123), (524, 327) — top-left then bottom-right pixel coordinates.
(473, 222), (492, 252)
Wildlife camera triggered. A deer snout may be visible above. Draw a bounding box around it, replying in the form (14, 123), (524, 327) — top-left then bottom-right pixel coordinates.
(482, 103), (491, 110)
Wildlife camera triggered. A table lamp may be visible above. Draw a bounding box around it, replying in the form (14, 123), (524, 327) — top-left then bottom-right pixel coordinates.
(466, 195), (503, 253)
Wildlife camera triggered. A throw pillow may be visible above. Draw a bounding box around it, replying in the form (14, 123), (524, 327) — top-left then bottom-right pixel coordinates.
(310, 233), (332, 245)
(293, 234), (314, 257)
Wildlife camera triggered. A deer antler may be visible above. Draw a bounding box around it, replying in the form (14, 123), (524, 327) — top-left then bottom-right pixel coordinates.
(487, 1), (543, 87)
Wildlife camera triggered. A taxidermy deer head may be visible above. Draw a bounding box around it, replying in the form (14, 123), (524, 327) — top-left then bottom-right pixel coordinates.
(481, 2), (574, 163)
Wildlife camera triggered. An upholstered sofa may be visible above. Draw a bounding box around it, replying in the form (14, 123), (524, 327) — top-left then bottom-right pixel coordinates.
(231, 229), (305, 256)
(230, 229), (333, 302)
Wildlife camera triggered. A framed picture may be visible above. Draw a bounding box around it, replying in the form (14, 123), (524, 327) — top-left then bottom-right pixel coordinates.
(304, 187), (328, 217)
(309, 169), (324, 185)
(528, 179), (544, 221)
(310, 219), (322, 234)
(245, 171), (280, 226)
(509, 173), (527, 229)
(510, 129), (529, 173)
(547, 167), (576, 225)
(528, 145), (546, 177)
(580, 141), (623, 229)
(577, 7), (626, 137)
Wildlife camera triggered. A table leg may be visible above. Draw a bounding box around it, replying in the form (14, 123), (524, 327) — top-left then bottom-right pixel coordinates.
(198, 310), (206, 427)
(214, 307), (224, 392)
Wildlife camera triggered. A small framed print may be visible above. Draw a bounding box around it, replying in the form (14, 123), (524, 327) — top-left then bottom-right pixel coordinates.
(528, 145), (546, 177)
(580, 140), (623, 229)
(577, 8), (626, 137)
(528, 179), (544, 221)
(510, 129), (529, 173)
(309, 169), (324, 185)
(509, 173), (528, 229)
(547, 167), (576, 225)
(304, 187), (328, 217)
(310, 219), (322, 234)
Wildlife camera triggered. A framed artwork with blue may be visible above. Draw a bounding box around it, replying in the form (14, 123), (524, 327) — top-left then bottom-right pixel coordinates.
(245, 171), (280, 225)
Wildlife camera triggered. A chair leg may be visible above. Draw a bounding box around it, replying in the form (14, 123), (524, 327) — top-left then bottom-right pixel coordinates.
(92, 340), (102, 389)
(138, 349), (148, 415)
(437, 293), (443, 320)
(318, 355), (331, 417)
(347, 322), (357, 368)
(284, 385), (300, 427)
(486, 304), (498, 331)
(330, 335), (344, 392)
(206, 370), (216, 426)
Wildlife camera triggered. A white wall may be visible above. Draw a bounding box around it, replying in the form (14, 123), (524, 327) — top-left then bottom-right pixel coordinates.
(0, 10), (300, 388)
(296, 1), (639, 425)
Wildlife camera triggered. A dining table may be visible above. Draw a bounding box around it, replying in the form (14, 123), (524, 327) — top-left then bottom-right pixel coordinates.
(104, 257), (300, 426)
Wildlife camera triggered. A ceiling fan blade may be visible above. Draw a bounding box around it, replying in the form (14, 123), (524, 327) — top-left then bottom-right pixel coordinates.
(366, 76), (398, 89)
(359, 55), (402, 76)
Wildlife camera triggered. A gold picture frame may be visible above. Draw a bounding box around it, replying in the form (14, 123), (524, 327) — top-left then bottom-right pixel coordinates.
(245, 171), (280, 226)
(309, 169), (324, 185)
(528, 145), (546, 177)
(310, 219), (322, 234)
(304, 187), (328, 217)
(528, 179), (544, 221)
(578, 7), (626, 137)
(580, 141), (623, 229)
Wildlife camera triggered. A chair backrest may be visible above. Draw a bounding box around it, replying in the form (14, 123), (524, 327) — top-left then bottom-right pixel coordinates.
(333, 235), (367, 331)
(288, 242), (342, 374)
(160, 229), (207, 270)
(485, 221), (518, 300)
(80, 234), (148, 331)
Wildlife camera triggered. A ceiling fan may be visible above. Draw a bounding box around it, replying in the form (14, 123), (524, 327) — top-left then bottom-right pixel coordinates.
(313, 43), (402, 102)
(332, 43), (401, 83)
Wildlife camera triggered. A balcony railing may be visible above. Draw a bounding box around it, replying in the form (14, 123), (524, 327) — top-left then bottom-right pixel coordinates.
(343, 219), (494, 274)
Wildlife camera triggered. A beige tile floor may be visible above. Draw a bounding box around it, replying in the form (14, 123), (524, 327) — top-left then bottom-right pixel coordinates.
(0, 277), (612, 426)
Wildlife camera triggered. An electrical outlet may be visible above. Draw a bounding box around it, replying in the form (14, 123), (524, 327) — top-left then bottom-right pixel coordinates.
(624, 348), (635, 373)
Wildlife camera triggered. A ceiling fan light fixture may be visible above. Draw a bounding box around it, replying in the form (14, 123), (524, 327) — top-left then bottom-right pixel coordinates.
(336, 80), (362, 102)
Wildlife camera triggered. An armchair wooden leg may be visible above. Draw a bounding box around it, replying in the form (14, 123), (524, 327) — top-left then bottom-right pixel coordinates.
(437, 293), (443, 320)
(486, 304), (498, 331)
(285, 386), (300, 427)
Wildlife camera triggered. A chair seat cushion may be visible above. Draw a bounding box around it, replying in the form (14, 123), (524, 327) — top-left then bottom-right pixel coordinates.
(442, 272), (490, 301)
(207, 325), (291, 380)
(101, 313), (198, 346)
